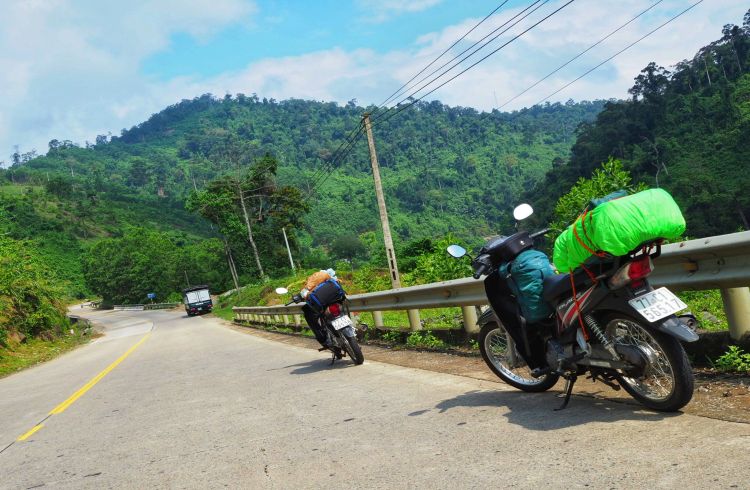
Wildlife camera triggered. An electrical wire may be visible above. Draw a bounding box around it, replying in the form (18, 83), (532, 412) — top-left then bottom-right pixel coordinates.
(532, 0), (703, 106)
(371, 0), (550, 125)
(377, 1), (511, 109)
(371, 0), (576, 131)
(307, 1), (575, 196)
(498, 0), (665, 109)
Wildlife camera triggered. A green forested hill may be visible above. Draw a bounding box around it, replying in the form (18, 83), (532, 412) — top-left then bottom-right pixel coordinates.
(1, 96), (604, 289)
(528, 10), (750, 237)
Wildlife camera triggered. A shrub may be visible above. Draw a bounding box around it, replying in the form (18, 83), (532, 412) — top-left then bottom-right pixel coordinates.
(405, 330), (447, 349)
(713, 345), (750, 372)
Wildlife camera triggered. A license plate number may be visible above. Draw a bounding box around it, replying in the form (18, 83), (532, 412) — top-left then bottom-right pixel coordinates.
(628, 287), (687, 323)
(331, 315), (353, 330)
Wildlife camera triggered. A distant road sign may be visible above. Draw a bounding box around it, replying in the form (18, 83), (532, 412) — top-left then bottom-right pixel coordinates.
(147, 293), (156, 300)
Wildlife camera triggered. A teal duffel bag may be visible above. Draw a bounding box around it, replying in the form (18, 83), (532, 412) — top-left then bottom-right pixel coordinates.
(502, 249), (556, 323)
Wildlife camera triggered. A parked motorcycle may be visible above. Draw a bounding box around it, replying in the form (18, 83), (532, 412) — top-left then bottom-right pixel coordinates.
(448, 204), (698, 411)
(275, 287), (364, 365)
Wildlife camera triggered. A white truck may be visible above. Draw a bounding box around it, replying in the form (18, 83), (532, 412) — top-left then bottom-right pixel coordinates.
(182, 285), (213, 316)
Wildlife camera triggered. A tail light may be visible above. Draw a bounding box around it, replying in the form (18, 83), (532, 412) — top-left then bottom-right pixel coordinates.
(608, 255), (653, 289)
(327, 303), (341, 317)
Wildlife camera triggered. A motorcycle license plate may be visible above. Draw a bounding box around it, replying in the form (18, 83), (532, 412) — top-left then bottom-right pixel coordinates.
(628, 287), (687, 323)
(331, 315), (353, 330)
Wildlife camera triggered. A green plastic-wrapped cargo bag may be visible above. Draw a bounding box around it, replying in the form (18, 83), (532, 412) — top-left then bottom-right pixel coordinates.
(553, 188), (685, 273)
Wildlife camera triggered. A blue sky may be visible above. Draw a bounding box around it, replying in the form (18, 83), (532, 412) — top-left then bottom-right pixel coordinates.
(1, 0), (748, 159)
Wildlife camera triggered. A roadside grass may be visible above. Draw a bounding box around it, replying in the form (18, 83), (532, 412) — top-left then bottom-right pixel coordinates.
(0, 330), (90, 378)
(678, 290), (728, 331)
(356, 308), (462, 330)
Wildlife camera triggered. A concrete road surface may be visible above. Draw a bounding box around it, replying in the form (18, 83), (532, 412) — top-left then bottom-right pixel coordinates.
(1, 309), (748, 489)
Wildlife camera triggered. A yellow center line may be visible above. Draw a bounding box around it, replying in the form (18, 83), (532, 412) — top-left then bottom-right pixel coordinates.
(17, 424), (44, 442)
(50, 333), (151, 415)
(13, 332), (151, 443)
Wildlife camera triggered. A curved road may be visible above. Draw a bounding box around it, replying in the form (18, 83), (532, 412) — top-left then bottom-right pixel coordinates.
(1, 309), (748, 488)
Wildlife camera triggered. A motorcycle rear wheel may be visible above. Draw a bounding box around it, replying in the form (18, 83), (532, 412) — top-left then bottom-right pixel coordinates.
(604, 315), (694, 412)
(342, 334), (364, 365)
(479, 322), (558, 392)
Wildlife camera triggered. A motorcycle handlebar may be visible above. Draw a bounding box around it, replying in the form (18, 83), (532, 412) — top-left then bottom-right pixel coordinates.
(472, 255), (492, 279)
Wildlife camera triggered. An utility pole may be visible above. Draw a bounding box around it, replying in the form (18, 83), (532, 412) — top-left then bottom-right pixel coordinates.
(282, 227), (296, 272)
(362, 113), (401, 289)
(362, 113), (420, 330)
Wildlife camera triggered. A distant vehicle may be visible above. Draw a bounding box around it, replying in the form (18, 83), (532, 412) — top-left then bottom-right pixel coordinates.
(183, 285), (212, 316)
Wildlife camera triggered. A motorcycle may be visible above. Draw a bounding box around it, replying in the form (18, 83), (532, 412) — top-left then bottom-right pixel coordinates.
(447, 204), (698, 411)
(275, 287), (364, 365)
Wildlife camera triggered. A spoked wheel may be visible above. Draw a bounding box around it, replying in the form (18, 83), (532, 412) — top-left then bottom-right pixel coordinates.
(605, 316), (694, 412)
(341, 334), (364, 365)
(479, 322), (558, 392)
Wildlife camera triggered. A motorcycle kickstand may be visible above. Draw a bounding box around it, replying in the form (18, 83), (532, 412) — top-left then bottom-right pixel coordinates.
(554, 374), (577, 411)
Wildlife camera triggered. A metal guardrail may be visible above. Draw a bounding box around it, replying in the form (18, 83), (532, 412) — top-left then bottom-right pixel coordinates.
(113, 303), (180, 311)
(144, 303), (180, 310)
(113, 305), (145, 311)
(233, 231), (750, 340)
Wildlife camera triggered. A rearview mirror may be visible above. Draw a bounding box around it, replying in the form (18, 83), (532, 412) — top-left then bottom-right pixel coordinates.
(275, 287), (289, 295)
(446, 244), (467, 258)
(513, 203), (534, 221)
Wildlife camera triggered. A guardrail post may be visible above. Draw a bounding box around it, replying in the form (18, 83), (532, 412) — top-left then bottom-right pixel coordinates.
(461, 306), (479, 334)
(372, 311), (385, 328)
(294, 314), (301, 328)
(283, 314), (290, 326)
(720, 287), (750, 340)
(407, 309), (421, 330)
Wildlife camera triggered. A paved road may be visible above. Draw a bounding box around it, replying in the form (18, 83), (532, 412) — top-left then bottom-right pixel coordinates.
(1, 309), (749, 489)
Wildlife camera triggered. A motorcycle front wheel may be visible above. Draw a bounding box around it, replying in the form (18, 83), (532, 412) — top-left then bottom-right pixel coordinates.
(341, 331), (364, 365)
(479, 322), (558, 392)
(605, 315), (694, 412)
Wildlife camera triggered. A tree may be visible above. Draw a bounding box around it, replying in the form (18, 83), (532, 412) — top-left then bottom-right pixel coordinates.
(551, 158), (647, 234)
(330, 234), (366, 261)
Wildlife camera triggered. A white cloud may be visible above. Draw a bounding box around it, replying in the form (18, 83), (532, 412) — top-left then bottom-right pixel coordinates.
(0, 0), (255, 159)
(1, 0), (748, 160)
(359, 0), (443, 23)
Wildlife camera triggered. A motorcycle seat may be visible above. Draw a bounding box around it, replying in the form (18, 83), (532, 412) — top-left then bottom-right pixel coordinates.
(542, 271), (590, 303)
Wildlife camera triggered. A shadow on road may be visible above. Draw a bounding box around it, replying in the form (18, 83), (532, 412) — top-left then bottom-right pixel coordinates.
(267, 359), (359, 375)
(417, 389), (679, 430)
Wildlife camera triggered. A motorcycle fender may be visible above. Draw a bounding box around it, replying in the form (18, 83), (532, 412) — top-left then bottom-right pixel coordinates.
(654, 317), (699, 343)
(590, 290), (699, 342)
(341, 326), (357, 338)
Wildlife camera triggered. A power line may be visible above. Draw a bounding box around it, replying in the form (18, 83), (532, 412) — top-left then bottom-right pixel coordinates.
(305, 125), (366, 197)
(371, 0), (576, 131)
(499, 0), (665, 110)
(307, 2), (545, 197)
(307, 125), (364, 191)
(532, 0), (703, 106)
(308, 1), (575, 194)
(371, 0), (550, 126)
(377, 1), (511, 109)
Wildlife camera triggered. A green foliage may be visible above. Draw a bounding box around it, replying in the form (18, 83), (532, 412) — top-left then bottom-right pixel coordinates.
(82, 228), (232, 304)
(0, 236), (70, 344)
(380, 330), (403, 343)
(551, 158), (647, 233)
(531, 9), (750, 238)
(186, 151), (308, 280)
(403, 235), (472, 285)
(712, 345), (750, 372)
(679, 290), (728, 331)
(405, 330), (447, 349)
